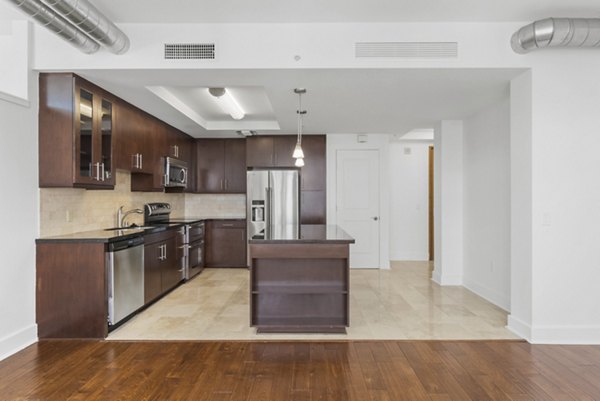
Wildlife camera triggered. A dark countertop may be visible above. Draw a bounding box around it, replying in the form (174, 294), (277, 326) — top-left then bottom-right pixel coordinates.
(248, 225), (355, 244)
(36, 216), (246, 244)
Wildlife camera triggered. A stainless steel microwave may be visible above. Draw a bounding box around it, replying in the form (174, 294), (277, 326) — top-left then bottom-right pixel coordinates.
(164, 157), (188, 188)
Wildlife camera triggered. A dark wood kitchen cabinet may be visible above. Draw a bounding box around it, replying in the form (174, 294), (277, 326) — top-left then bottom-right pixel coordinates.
(196, 139), (246, 193)
(144, 228), (184, 303)
(205, 220), (247, 267)
(246, 136), (297, 167)
(36, 241), (108, 339)
(114, 101), (155, 175)
(39, 73), (115, 189)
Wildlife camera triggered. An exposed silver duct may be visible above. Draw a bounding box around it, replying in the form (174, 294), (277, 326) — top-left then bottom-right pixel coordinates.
(40, 0), (129, 54)
(5, 0), (129, 54)
(511, 18), (600, 54)
(6, 0), (100, 53)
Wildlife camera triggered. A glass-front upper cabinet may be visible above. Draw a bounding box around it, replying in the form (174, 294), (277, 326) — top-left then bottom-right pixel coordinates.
(78, 88), (94, 180)
(100, 99), (113, 181)
(38, 73), (115, 189)
(74, 81), (114, 187)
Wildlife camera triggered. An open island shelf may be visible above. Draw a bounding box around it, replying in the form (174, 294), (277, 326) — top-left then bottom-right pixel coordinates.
(248, 225), (355, 334)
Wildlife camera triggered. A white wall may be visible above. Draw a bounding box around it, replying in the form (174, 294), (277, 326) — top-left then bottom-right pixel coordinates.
(0, 20), (29, 104)
(389, 140), (431, 261)
(327, 134), (390, 269)
(462, 91), (511, 311)
(0, 70), (38, 360)
(527, 58), (600, 344)
(508, 70), (532, 339)
(432, 121), (464, 285)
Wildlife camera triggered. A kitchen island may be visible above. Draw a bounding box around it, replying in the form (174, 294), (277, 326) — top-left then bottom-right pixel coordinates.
(248, 225), (355, 334)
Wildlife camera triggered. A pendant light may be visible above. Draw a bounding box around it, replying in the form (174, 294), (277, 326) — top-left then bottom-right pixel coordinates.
(293, 88), (306, 165)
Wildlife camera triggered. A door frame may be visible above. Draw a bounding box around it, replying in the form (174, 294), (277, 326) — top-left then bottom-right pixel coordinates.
(326, 134), (391, 269)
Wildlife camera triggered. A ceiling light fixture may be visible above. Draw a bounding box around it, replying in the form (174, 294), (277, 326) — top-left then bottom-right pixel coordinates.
(293, 88), (307, 167)
(208, 87), (245, 120)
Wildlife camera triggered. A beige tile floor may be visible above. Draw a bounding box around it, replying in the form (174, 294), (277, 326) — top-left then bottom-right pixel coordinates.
(108, 261), (520, 341)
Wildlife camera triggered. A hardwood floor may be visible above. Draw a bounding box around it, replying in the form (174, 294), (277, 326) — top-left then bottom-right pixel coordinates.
(2, 340), (600, 400)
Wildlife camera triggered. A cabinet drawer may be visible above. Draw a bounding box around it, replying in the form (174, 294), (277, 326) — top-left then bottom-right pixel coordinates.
(144, 228), (178, 245)
(211, 219), (245, 229)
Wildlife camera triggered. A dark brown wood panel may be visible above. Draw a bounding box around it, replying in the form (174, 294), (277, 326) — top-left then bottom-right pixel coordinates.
(38, 73), (74, 187)
(300, 190), (326, 224)
(273, 135), (297, 167)
(205, 220), (247, 267)
(36, 242), (107, 339)
(224, 138), (247, 192)
(250, 243), (348, 259)
(196, 139), (225, 192)
(161, 235), (182, 292)
(300, 135), (326, 191)
(246, 136), (274, 167)
(4, 340), (600, 401)
(144, 241), (162, 304)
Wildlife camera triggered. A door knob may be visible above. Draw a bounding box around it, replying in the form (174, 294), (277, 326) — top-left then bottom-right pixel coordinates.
(373, 217), (379, 221)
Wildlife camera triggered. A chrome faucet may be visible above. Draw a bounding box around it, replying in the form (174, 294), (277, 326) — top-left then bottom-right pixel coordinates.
(117, 205), (144, 228)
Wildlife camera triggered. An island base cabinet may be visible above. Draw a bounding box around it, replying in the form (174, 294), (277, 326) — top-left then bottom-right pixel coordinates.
(249, 244), (349, 334)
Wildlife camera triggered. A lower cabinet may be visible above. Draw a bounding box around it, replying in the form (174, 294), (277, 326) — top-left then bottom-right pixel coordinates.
(205, 219), (247, 267)
(144, 228), (184, 303)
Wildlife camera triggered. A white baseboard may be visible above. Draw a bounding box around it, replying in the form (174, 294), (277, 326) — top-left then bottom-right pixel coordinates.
(530, 325), (600, 344)
(431, 269), (462, 285)
(0, 324), (37, 362)
(389, 253), (429, 261)
(507, 315), (531, 341)
(463, 278), (510, 311)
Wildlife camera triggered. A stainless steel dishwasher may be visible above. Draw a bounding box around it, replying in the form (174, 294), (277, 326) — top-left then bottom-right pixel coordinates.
(107, 236), (145, 327)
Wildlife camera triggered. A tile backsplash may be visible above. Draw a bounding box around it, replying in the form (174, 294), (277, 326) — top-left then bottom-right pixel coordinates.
(40, 170), (246, 237)
(184, 193), (246, 219)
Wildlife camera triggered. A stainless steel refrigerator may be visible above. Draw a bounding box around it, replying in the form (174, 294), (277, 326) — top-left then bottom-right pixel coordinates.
(247, 169), (300, 240)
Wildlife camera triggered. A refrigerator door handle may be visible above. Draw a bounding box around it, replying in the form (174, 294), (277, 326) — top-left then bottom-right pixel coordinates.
(265, 187), (271, 237)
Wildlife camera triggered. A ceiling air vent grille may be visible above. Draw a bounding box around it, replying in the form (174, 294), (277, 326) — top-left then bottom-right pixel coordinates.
(355, 42), (458, 58)
(164, 43), (215, 59)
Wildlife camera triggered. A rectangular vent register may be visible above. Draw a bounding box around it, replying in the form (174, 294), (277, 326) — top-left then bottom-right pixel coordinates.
(164, 43), (215, 59)
(355, 42), (458, 58)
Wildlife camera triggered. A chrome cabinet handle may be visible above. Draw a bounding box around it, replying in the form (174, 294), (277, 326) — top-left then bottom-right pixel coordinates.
(101, 163), (105, 181)
(140, 154), (143, 170)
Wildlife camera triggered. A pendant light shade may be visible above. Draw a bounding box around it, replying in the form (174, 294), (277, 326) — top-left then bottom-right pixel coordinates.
(292, 88), (307, 161)
(293, 142), (304, 158)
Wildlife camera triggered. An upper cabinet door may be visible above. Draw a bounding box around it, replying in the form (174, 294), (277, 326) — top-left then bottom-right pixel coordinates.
(75, 87), (95, 185)
(99, 98), (114, 185)
(38, 73), (115, 188)
(300, 135), (326, 191)
(72, 79), (114, 187)
(246, 136), (274, 167)
(272, 136), (297, 167)
(196, 139), (225, 192)
(224, 139), (247, 193)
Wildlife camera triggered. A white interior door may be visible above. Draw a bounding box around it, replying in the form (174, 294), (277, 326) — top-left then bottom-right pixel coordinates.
(336, 150), (380, 268)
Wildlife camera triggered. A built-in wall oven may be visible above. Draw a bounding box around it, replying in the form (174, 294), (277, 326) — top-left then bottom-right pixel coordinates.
(184, 221), (205, 280)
